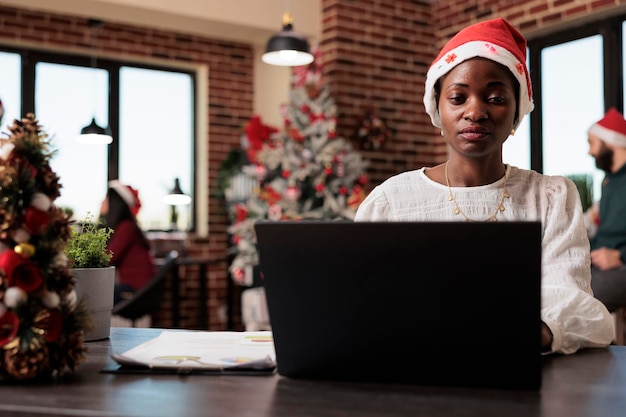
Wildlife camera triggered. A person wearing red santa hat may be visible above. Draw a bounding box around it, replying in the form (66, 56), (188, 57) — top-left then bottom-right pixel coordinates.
(355, 18), (614, 354)
(101, 180), (156, 305)
(586, 108), (626, 312)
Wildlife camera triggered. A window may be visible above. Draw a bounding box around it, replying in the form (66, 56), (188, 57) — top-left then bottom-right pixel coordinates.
(528, 16), (626, 203)
(0, 51), (21, 129)
(36, 62), (110, 220)
(118, 67), (194, 231)
(540, 36), (604, 199)
(0, 48), (196, 231)
(502, 49), (531, 170)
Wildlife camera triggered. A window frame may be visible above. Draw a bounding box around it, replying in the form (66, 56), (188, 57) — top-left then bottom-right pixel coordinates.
(527, 15), (625, 173)
(0, 45), (200, 233)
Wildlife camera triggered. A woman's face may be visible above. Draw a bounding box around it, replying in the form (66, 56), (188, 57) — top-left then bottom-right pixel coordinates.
(438, 58), (518, 159)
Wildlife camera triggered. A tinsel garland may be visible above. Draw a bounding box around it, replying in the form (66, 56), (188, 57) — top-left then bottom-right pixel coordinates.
(0, 113), (91, 381)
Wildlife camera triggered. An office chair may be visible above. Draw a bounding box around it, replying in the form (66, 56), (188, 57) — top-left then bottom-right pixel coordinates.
(112, 250), (179, 327)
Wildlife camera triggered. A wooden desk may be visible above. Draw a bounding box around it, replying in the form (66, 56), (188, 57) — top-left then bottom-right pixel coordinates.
(2, 327), (626, 417)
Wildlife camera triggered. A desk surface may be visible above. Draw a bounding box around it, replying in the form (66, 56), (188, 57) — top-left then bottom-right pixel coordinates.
(1, 327), (626, 417)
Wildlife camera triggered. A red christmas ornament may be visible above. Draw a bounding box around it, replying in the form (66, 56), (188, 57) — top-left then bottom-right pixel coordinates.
(255, 164), (267, 180)
(23, 206), (50, 235)
(0, 250), (44, 293)
(284, 185), (301, 201)
(232, 267), (245, 284)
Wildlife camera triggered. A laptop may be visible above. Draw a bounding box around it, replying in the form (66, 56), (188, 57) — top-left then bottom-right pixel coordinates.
(254, 220), (543, 390)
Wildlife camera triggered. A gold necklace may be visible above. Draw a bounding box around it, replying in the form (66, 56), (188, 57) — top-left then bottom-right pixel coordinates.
(444, 162), (510, 222)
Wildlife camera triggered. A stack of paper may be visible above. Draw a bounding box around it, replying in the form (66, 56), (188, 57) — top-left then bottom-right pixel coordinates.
(111, 331), (276, 373)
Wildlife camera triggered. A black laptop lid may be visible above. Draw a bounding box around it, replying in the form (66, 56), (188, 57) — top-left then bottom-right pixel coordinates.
(255, 221), (542, 390)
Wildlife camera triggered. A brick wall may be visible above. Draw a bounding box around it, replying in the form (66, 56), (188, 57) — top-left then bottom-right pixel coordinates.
(3, 0), (626, 330)
(321, 0), (441, 188)
(321, 0), (626, 189)
(0, 5), (249, 330)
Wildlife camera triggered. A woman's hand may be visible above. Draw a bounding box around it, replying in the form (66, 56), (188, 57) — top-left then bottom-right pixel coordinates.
(591, 247), (623, 271)
(541, 322), (553, 352)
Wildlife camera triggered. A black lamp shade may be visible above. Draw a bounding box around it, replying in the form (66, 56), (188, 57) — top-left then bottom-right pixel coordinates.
(163, 178), (191, 206)
(262, 13), (314, 66)
(77, 117), (113, 144)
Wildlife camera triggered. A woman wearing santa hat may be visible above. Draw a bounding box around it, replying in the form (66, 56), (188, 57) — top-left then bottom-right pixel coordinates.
(355, 18), (614, 354)
(101, 180), (156, 305)
(586, 108), (626, 312)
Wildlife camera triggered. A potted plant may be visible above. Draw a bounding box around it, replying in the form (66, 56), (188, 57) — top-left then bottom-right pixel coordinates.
(67, 213), (115, 341)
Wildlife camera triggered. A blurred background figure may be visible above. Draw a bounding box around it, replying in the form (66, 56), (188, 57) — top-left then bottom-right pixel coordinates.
(586, 108), (626, 312)
(101, 180), (156, 305)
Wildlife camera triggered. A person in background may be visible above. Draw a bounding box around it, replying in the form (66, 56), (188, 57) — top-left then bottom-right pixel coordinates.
(585, 108), (626, 312)
(354, 18), (614, 354)
(101, 180), (156, 304)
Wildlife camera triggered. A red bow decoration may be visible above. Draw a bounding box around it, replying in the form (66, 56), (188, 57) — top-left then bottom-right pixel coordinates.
(309, 112), (326, 123)
(244, 115), (278, 163)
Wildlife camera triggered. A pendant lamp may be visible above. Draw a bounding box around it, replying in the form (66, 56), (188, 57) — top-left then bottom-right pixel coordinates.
(77, 19), (113, 145)
(163, 178), (192, 206)
(163, 178), (191, 231)
(262, 11), (314, 67)
(78, 117), (113, 144)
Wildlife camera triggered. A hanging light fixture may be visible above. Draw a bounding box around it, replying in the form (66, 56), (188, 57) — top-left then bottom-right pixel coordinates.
(262, 8), (314, 67)
(163, 178), (192, 206)
(77, 19), (113, 144)
(163, 178), (191, 231)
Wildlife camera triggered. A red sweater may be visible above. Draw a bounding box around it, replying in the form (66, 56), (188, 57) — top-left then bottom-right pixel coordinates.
(107, 219), (156, 291)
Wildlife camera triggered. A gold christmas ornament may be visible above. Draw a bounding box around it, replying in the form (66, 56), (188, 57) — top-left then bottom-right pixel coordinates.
(14, 242), (35, 258)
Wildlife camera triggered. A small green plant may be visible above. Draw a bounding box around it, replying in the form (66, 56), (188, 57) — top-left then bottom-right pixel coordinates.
(66, 213), (114, 268)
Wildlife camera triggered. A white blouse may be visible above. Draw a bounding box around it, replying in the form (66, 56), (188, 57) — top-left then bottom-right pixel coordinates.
(355, 165), (614, 354)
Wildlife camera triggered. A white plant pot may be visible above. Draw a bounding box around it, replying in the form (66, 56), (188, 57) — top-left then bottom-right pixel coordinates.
(72, 266), (115, 341)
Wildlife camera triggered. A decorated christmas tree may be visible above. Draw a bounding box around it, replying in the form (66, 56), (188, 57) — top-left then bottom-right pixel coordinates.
(227, 56), (369, 286)
(0, 113), (90, 381)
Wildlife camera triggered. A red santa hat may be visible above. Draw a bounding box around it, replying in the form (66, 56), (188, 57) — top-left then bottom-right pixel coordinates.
(587, 107), (626, 148)
(423, 18), (534, 131)
(108, 180), (142, 216)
